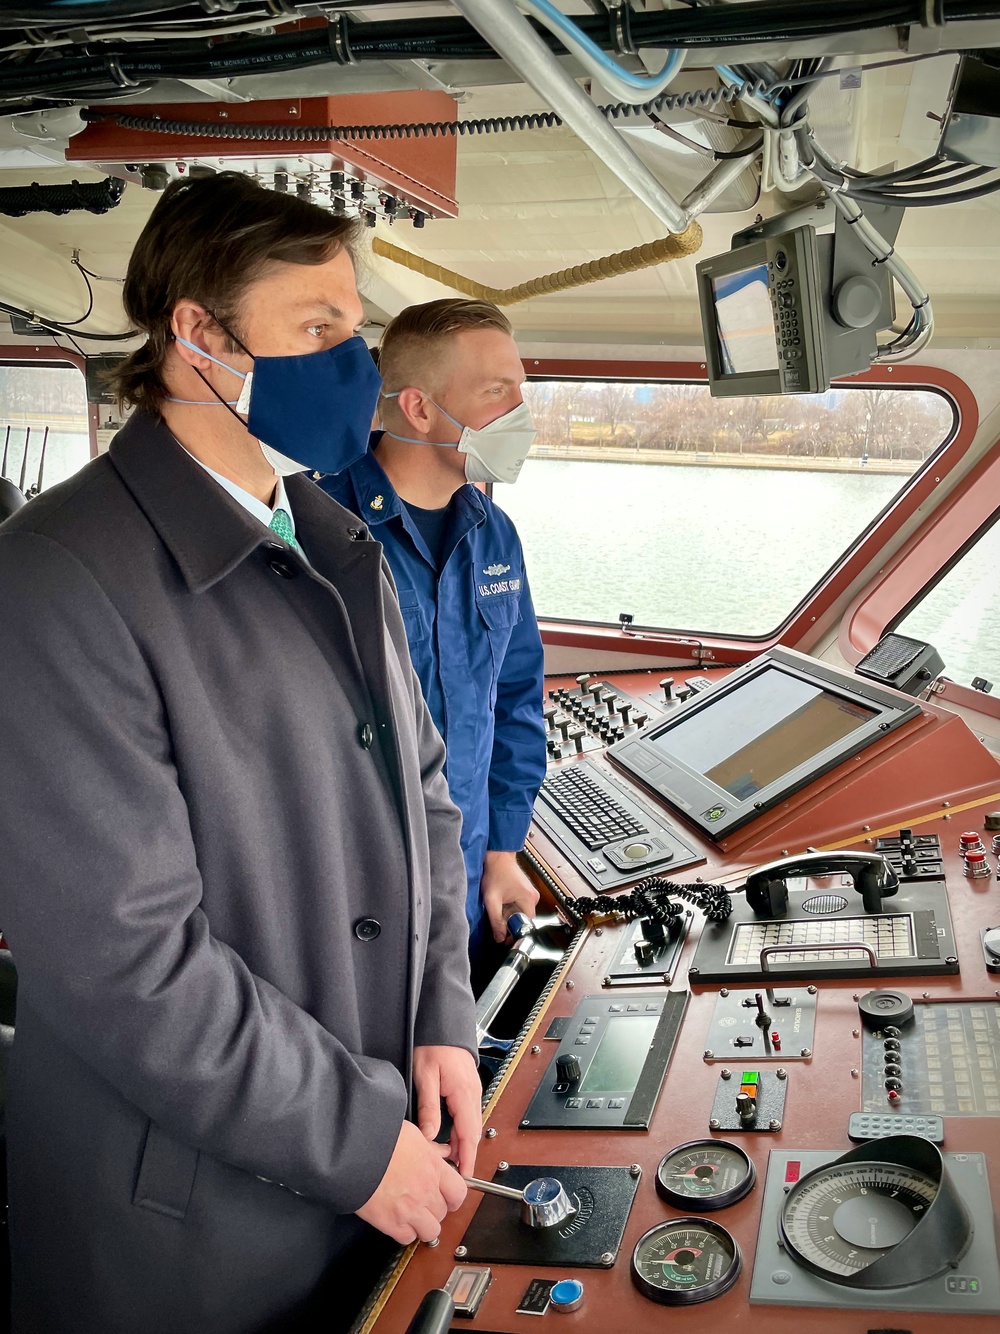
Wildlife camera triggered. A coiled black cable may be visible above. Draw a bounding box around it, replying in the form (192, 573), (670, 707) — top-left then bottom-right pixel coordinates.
(79, 79), (770, 144)
(578, 874), (734, 926)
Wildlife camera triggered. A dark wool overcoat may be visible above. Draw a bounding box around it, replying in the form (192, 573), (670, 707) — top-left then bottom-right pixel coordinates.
(0, 411), (476, 1333)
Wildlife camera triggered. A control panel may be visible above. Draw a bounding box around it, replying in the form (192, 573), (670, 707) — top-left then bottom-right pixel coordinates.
(543, 675), (655, 761)
(361, 665), (1000, 1334)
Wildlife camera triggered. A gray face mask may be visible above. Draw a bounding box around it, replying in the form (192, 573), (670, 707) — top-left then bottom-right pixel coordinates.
(381, 395), (536, 486)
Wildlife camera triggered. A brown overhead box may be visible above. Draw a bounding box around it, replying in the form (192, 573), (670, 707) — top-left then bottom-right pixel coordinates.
(66, 91), (460, 221)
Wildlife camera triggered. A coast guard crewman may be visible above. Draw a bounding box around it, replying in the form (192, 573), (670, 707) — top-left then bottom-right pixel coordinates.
(320, 299), (546, 984)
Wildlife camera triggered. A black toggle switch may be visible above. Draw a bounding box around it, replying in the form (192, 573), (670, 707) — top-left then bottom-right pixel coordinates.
(556, 1053), (582, 1084)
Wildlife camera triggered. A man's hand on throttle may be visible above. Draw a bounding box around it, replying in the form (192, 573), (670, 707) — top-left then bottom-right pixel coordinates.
(481, 850), (540, 943)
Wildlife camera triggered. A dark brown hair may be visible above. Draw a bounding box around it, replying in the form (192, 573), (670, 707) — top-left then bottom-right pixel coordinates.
(112, 171), (360, 414)
(377, 298), (513, 400)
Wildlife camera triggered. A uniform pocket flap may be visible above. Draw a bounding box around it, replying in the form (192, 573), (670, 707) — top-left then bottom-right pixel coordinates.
(476, 595), (520, 631)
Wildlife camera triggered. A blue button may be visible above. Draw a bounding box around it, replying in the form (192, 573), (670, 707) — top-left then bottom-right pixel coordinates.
(550, 1279), (584, 1312)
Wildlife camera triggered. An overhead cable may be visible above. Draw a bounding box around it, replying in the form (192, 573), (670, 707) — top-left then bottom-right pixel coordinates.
(515, 0), (685, 103)
(79, 78), (771, 142)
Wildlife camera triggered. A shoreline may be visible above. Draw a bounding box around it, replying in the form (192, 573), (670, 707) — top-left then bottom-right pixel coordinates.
(530, 445), (914, 475)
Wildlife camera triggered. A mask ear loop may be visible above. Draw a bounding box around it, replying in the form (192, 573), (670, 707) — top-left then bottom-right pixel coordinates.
(379, 389), (466, 446)
(175, 311), (254, 428)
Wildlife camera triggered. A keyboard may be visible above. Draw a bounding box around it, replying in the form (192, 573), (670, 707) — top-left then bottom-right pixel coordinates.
(539, 765), (648, 851)
(531, 760), (701, 892)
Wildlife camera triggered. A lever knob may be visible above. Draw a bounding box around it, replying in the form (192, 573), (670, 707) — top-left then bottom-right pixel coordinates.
(575, 673), (592, 690)
(641, 917), (666, 946)
(568, 726), (586, 754)
(660, 677), (674, 703)
(618, 702), (632, 725)
(556, 1054), (581, 1084)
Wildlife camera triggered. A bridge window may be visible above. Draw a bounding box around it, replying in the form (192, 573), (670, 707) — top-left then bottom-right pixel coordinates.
(896, 517), (1000, 690)
(504, 380), (955, 637)
(0, 362), (90, 497)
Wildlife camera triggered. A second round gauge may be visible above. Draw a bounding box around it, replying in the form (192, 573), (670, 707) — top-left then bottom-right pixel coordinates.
(655, 1139), (756, 1211)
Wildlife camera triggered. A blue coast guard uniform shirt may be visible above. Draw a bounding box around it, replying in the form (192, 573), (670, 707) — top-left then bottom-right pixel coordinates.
(320, 440), (546, 939)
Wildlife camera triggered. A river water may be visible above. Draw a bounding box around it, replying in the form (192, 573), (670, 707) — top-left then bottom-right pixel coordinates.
(499, 457), (1000, 688)
(9, 433), (995, 689)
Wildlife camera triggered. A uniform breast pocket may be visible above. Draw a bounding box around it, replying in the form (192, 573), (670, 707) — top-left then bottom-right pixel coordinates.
(476, 593), (521, 686)
(397, 589), (431, 644)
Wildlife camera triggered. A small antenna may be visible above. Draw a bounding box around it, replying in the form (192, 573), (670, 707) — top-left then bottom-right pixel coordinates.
(17, 426), (30, 493)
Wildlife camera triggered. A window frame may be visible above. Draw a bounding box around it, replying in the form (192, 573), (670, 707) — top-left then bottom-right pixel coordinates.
(0, 346), (96, 475)
(520, 358), (975, 666)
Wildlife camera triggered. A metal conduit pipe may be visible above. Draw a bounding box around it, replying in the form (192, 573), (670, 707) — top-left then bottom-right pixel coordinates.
(452, 0), (691, 234)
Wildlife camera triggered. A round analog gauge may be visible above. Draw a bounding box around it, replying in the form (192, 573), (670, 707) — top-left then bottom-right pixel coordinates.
(655, 1139), (756, 1211)
(779, 1160), (943, 1284)
(631, 1217), (742, 1306)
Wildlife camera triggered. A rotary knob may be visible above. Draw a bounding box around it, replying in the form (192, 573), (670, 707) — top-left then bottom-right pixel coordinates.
(556, 1053), (582, 1085)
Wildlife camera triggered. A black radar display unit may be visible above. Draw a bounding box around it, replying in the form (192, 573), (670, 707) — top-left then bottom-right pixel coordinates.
(778, 1135), (973, 1289)
(609, 646), (920, 841)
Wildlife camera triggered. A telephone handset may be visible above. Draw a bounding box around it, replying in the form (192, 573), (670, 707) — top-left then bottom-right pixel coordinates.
(744, 851), (900, 917)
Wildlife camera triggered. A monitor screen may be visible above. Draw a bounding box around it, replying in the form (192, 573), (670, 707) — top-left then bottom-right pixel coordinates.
(647, 667), (877, 802)
(579, 1016), (658, 1094)
(712, 263), (780, 375)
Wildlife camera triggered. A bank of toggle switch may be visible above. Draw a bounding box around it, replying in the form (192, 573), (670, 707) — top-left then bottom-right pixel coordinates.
(544, 678), (649, 756)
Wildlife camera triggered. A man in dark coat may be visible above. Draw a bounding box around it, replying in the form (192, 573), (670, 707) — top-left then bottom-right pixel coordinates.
(0, 172), (479, 1334)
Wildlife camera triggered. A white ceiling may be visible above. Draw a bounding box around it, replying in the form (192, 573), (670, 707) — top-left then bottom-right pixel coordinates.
(0, 42), (996, 349)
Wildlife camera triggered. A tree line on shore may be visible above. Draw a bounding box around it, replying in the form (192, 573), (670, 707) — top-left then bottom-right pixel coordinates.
(523, 380), (954, 463)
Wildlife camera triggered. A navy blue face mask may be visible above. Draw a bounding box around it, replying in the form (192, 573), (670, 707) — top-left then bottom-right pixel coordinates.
(175, 327), (381, 477)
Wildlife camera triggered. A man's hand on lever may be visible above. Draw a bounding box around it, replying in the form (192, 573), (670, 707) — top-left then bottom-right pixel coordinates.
(355, 1119), (467, 1246)
(413, 1043), (482, 1177)
(357, 1045), (480, 1243)
(481, 850), (540, 944)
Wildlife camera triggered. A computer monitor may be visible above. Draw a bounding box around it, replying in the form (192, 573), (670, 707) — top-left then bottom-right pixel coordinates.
(608, 647), (922, 841)
(696, 208), (902, 400)
(697, 225), (827, 397)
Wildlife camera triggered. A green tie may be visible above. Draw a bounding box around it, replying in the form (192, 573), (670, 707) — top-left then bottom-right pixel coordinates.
(269, 507), (297, 550)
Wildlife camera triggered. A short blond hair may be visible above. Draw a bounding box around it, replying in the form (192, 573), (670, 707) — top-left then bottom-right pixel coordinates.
(378, 298), (513, 400)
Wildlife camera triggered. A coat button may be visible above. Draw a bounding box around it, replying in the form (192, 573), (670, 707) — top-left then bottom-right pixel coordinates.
(354, 917), (381, 942)
(268, 556), (297, 579)
(358, 722), (374, 749)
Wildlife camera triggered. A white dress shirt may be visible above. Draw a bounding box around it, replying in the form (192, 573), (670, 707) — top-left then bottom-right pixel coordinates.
(183, 448), (304, 557)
